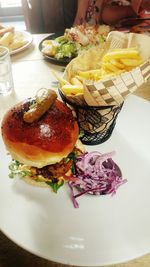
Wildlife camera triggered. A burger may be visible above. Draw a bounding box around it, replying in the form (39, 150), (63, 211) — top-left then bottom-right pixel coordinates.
(1, 89), (83, 192)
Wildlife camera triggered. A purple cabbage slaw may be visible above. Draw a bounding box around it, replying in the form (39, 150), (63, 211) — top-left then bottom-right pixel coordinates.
(68, 151), (127, 208)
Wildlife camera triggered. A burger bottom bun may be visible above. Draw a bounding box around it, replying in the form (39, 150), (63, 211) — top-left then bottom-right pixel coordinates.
(22, 176), (48, 188)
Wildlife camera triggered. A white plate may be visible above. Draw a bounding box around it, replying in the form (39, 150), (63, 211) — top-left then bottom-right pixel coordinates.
(10, 31), (33, 55)
(0, 95), (150, 266)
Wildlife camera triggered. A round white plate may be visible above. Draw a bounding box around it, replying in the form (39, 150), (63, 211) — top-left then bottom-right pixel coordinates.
(10, 31), (33, 55)
(0, 95), (150, 266)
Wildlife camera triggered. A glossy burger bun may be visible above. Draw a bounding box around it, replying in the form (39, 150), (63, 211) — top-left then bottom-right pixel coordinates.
(1, 99), (79, 168)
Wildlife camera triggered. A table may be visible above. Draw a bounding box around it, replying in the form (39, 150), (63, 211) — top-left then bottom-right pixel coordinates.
(0, 34), (150, 267)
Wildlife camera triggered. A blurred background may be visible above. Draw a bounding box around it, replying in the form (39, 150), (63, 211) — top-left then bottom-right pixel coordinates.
(0, 0), (26, 30)
(0, 0), (77, 34)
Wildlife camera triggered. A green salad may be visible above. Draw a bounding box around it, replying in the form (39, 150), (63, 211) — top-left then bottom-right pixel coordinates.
(41, 24), (110, 60)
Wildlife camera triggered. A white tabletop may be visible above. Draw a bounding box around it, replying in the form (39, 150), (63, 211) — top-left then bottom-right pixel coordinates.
(0, 33), (150, 267)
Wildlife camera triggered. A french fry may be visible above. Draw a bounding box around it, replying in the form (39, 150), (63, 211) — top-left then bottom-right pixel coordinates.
(51, 70), (70, 86)
(78, 69), (101, 80)
(120, 58), (143, 67)
(100, 47), (143, 76)
(0, 32), (13, 47)
(103, 48), (140, 61)
(61, 84), (84, 95)
(74, 75), (86, 83)
(71, 77), (83, 86)
(61, 46), (143, 99)
(102, 62), (120, 73)
(110, 59), (125, 69)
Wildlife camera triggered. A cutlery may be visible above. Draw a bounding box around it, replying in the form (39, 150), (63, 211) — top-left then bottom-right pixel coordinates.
(116, 17), (150, 27)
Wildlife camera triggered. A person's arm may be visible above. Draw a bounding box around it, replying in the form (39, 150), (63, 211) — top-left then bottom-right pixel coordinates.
(73, 0), (89, 25)
(141, 0), (150, 11)
(131, 0), (150, 14)
(73, 0), (105, 25)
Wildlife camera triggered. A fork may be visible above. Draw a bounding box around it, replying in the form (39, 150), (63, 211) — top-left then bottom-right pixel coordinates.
(116, 17), (150, 27)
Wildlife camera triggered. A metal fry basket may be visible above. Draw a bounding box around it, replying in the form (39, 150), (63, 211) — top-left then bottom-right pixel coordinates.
(59, 90), (123, 145)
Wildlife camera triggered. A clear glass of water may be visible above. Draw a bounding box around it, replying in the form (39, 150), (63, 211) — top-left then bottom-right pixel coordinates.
(0, 46), (14, 96)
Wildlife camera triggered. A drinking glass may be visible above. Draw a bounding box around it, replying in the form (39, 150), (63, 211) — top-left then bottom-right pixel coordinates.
(0, 46), (14, 96)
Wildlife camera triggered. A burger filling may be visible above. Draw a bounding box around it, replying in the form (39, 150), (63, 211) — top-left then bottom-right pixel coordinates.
(8, 147), (81, 192)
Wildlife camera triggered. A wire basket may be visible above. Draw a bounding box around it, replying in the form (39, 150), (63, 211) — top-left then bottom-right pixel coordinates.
(59, 90), (123, 145)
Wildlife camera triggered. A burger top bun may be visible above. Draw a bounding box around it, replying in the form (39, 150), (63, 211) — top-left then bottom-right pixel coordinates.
(1, 99), (79, 168)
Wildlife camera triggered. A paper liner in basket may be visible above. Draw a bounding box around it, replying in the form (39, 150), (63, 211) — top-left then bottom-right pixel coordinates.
(63, 31), (150, 107)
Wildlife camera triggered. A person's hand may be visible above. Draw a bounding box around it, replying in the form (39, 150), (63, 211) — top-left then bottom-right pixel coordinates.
(141, 0), (150, 11)
(73, 0), (89, 26)
(131, 0), (150, 14)
(0, 24), (14, 36)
